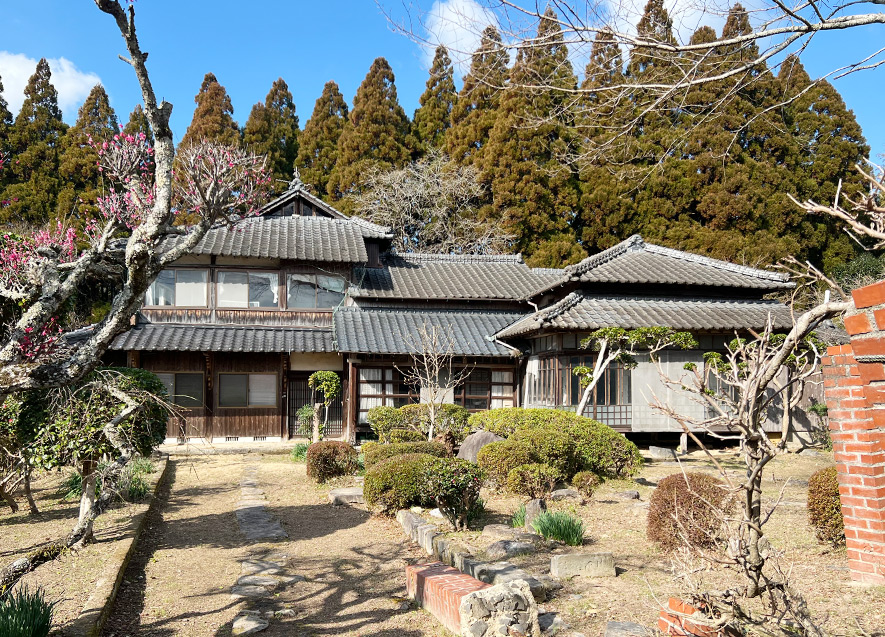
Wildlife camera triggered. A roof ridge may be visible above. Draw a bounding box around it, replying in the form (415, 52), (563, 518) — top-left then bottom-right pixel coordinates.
(575, 293), (783, 304)
(642, 243), (789, 282)
(390, 252), (525, 264)
(336, 306), (524, 316)
(564, 235), (643, 278)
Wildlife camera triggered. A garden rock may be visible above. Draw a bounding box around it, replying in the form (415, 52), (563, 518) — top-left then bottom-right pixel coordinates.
(236, 575), (279, 588)
(458, 430), (505, 463)
(539, 612), (568, 634)
(800, 448), (822, 457)
(483, 524), (518, 540)
(648, 446), (677, 460)
(550, 489), (583, 503)
(615, 490), (641, 500)
(604, 621), (652, 637)
(486, 540), (535, 560)
(230, 585), (269, 599)
(232, 614), (269, 635)
(241, 559), (283, 576)
(550, 553), (616, 578)
(328, 486), (364, 505)
(459, 579), (540, 637)
(524, 499), (547, 532)
(467, 562), (547, 602)
(430, 507), (445, 518)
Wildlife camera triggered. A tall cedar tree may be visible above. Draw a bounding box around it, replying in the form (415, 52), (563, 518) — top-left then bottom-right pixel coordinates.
(123, 104), (154, 147)
(330, 58), (410, 208)
(243, 78), (299, 189)
(0, 73), (11, 148)
(179, 72), (239, 148)
(446, 26), (509, 168)
(482, 8), (585, 267)
(413, 45), (458, 151)
(57, 84), (119, 220)
(1, 58), (68, 223)
(295, 81), (348, 200)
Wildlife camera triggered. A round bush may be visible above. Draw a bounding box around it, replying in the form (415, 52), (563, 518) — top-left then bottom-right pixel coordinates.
(506, 463), (563, 498)
(511, 426), (579, 476)
(367, 406), (404, 442)
(363, 440), (449, 469)
(398, 403), (471, 443)
(807, 466), (844, 545)
(566, 418), (643, 478)
(364, 453), (437, 514)
(388, 428), (425, 443)
(647, 472), (734, 552)
(571, 471), (602, 499)
(468, 407), (581, 438)
(305, 441), (359, 483)
(424, 457), (485, 530)
(476, 440), (533, 485)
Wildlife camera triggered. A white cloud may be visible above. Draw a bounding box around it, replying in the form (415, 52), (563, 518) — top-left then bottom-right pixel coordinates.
(0, 51), (101, 122)
(422, 0), (499, 77)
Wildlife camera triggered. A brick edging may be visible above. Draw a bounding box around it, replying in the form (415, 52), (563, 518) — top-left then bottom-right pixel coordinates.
(66, 455), (171, 637)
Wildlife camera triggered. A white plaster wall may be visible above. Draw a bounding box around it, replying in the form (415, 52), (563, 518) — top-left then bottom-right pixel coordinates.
(631, 350), (706, 432)
(289, 352), (344, 371)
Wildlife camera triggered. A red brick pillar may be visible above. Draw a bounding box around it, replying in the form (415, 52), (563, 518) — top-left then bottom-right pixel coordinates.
(822, 280), (885, 584)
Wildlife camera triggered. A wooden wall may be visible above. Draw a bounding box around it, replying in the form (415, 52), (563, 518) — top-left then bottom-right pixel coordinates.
(141, 351), (209, 439)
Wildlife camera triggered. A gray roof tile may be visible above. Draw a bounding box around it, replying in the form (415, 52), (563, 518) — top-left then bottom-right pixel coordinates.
(352, 253), (563, 300)
(333, 307), (525, 356)
(496, 293), (794, 338)
(110, 324), (335, 353)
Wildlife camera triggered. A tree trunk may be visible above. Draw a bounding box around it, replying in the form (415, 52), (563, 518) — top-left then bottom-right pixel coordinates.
(23, 466), (38, 515)
(0, 485), (17, 513)
(312, 402), (321, 443)
(77, 460), (97, 546)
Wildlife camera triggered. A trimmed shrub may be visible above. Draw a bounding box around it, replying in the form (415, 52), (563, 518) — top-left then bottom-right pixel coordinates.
(468, 407), (581, 438)
(363, 441), (449, 469)
(506, 463), (563, 498)
(398, 403), (471, 443)
(647, 472), (734, 552)
(0, 586), (56, 637)
(807, 466), (844, 545)
(364, 453), (437, 514)
(388, 428), (425, 443)
(532, 511), (585, 546)
(566, 419), (643, 478)
(306, 441), (359, 483)
(367, 406), (404, 442)
(511, 426), (579, 476)
(289, 442), (309, 462)
(571, 471), (602, 499)
(424, 457), (485, 530)
(476, 440), (533, 485)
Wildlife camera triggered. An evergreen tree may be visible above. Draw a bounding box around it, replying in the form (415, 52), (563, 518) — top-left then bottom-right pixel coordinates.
(123, 104), (153, 146)
(412, 45), (457, 151)
(0, 73), (11, 148)
(179, 72), (239, 148)
(628, 0), (677, 78)
(1, 58), (68, 223)
(243, 78), (299, 189)
(56, 84), (119, 220)
(295, 81), (348, 199)
(482, 8), (584, 266)
(445, 26), (509, 168)
(329, 58), (410, 206)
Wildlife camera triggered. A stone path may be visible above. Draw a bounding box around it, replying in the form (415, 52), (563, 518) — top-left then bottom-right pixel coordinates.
(235, 466), (288, 541)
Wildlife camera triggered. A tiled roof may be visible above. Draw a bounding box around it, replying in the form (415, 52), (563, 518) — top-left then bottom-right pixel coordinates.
(160, 216), (375, 262)
(495, 292), (794, 338)
(352, 253), (563, 300)
(528, 235), (792, 297)
(333, 308), (525, 356)
(110, 324), (335, 353)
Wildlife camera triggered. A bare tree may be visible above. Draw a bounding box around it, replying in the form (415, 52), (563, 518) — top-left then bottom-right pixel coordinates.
(348, 150), (512, 254)
(399, 323), (473, 440)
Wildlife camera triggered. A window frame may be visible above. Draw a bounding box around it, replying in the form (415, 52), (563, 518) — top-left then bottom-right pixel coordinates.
(215, 269), (281, 310)
(154, 371), (206, 408)
(285, 272), (347, 311)
(144, 268), (209, 308)
(216, 372), (279, 409)
(454, 367), (516, 412)
(356, 366), (419, 422)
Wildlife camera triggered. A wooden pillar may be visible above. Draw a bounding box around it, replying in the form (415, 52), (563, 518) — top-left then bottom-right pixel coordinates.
(204, 352), (214, 441)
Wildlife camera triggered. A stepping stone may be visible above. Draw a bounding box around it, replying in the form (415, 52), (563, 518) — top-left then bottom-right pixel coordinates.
(241, 559), (284, 575)
(328, 486), (364, 505)
(605, 621), (652, 637)
(615, 490), (641, 500)
(241, 487), (265, 497)
(232, 614), (269, 635)
(278, 574), (306, 584)
(236, 575), (279, 587)
(230, 585), (269, 599)
(550, 488), (584, 503)
(482, 524), (516, 540)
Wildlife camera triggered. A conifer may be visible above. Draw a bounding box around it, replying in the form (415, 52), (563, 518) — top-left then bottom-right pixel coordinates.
(295, 81), (348, 199)
(1, 58), (68, 223)
(329, 58), (410, 205)
(179, 72), (239, 148)
(445, 26), (509, 167)
(243, 78), (299, 189)
(0, 73), (11, 146)
(412, 45), (457, 151)
(56, 84), (119, 220)
(123, 104), (153, 146)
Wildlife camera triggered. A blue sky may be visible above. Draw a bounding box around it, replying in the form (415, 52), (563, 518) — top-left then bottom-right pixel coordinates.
(1, 1), (884, 157)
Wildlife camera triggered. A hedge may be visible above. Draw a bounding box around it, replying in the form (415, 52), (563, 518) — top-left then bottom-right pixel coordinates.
(306, 441), (359, 483)
(364, 453), (437, 514)
(807, 466), (844, 545)
(367, 403), (470, 442)
(363, 440), (449, 469)
(506, 463), (563, 498)
(476, 439), (533, 485)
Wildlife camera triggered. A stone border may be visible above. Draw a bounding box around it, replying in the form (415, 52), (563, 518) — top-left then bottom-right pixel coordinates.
(66, 454), (171, 637)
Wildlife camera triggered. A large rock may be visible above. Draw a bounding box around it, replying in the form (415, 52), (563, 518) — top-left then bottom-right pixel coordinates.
(648, 446), (677, 461)
(486, 540), (535, 560)
(328, 486), (364, 505)
(467, 561), (547, 602)
(524, 499), (547, 532)
(550, 553), (616, 578)
(605, 621), (652, 637)
(458, 430), (505, 463)
(232, 614), (269, 635)
(459, 579), (541, 637)
(550, 489), (584, 503)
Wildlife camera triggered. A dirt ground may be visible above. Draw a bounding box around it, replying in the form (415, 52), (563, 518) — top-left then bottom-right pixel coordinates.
(102, 455), (442, 637)
(0, 469), (149, 629)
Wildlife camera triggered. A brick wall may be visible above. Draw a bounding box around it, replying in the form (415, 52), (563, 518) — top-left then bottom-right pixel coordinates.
(822, 280), (885, 585)
(405, 562), (490, 633)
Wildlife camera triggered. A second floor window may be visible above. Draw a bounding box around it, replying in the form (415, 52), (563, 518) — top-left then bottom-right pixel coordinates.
(287, 274), (346, 309)
(218, 271), (279, 308)
(145, 269), (208, 307)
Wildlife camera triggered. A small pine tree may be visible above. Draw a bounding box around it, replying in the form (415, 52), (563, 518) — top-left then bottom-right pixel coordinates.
(295, 81), (348, 199)
(179, 72), (239, 148)
(123, 104), (154, 147)
(243, 78), (299, 189)
(412, 45), (457, 152)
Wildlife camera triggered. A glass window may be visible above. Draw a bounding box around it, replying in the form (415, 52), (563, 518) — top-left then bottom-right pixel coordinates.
(316, 275), (346, 308)
(175, 270), (208, 306)
(248, 374), (277, 406)
(357, 367), (418, 423)
(249, 273), (279, 308)
(218, 271), (249, 308)
(286, 274), (347, 309)
(154, 372), (204, 408)
(287, 274), (316, 309)
(155, 372), (174, 398)
(219, 374), (248, 407)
